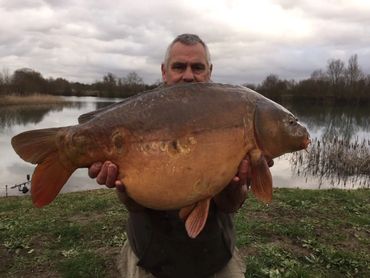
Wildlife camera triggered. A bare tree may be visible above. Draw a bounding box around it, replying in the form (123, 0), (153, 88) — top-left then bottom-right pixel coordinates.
(345, 54), (364, 86)
(326, 59), (345, 85)
(0, 68), (12, 94)
(2, 68), (11, 85)
(120, 71), (144, 86)
(100, 72), (117, 96)
(311, 69), (328, 81)
(119, 71), (146, 97)
(103, 72), (117, 85)
(261, 74), (280, 90)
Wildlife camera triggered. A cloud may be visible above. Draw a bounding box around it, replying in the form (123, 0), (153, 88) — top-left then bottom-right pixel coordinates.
(0, 0), (369, 84)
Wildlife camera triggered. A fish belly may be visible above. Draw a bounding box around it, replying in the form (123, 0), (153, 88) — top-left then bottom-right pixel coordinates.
(118, 126), (248, 210)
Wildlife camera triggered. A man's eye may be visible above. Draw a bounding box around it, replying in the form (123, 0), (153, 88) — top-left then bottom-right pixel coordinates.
(172, 63), (186, 71)
(192, 64), (205, 72)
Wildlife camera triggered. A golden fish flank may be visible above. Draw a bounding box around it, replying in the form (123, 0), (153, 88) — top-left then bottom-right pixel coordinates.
(138, 136), (197, 156)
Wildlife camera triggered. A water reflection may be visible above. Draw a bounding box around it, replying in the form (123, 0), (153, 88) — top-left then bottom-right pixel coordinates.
(0, 99), (116, 129)
(282, 102), (369, 136)
(0, 102), (82, 128)
(281, 102), (370, 189)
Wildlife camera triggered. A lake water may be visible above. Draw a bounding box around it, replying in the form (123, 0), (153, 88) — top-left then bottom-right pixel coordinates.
(1, 96), (369, 197)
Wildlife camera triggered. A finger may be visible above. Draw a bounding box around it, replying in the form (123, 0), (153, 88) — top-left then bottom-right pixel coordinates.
(241, 183), (248, 196)
(96, 161), (109, 185)
(105, 163), (118, 188)
(88, 162), (102, 178)
(238, 159), (250, 184)
(115, 180), (123, 187)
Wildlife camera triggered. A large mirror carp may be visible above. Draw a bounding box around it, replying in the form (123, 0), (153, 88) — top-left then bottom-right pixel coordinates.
(12, 82), (310, 238)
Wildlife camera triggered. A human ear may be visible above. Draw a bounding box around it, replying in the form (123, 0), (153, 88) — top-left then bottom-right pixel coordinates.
(161, 63), (167, 83)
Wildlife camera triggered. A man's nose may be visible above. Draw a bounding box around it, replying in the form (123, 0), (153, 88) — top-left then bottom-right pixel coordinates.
(182, 66), (194, 82)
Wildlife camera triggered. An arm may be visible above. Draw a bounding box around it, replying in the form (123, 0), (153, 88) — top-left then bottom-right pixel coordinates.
(88, 161), (145, 211)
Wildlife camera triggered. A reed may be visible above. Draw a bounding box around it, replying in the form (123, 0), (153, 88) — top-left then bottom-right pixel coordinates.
(0, 94), (66, 106)
(291, 134), (370, 188)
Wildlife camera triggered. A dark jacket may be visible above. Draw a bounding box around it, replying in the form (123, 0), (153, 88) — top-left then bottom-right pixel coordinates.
(127, 201), (236, 278)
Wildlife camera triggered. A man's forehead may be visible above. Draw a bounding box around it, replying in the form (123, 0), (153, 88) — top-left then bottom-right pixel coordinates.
(169, 42), (208, 64)
(169, 59), (207, 65)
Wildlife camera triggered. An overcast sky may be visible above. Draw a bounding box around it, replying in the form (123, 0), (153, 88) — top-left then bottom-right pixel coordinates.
(1, 0), (369, 85)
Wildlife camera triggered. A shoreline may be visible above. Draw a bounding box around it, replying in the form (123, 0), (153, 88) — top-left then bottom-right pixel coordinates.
(2, 183), (369, 199)
(0, 94), (68, 106)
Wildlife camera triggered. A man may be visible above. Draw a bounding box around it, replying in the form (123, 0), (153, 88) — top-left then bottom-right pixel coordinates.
(89, 34), (248, 277)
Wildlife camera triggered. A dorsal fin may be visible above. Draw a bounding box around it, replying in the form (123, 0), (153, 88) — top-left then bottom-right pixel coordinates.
(78, 109), (103, 123)
(78, 88), (158, 124)
(78, 102), (117, 123)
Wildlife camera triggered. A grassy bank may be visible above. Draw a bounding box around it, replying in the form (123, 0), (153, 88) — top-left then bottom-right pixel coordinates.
(0, 94), (67, 106)
(1, 188), (369, 277)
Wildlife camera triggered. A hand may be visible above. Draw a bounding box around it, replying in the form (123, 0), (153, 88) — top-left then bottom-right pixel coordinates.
(89, 161), (118, 188)
(232, 157), (251, 187)
(88, 161), (145, 211)
(231, 156), (274, 188)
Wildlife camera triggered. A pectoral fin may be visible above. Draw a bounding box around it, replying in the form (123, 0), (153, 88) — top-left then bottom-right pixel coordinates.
(179, 203), (196, 221)
(249, 150), (272, 203)
(180, 198), (210, 239)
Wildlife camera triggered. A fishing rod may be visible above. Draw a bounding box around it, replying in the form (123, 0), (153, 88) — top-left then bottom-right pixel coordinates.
(5, 174), (31, 196)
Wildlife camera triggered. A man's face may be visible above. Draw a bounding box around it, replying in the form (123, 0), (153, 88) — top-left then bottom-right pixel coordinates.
(161, 42), (212, 85)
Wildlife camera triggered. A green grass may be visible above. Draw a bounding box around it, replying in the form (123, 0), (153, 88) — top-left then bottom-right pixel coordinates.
(1, 188), (369, 277)
(236, 189), (370, 277)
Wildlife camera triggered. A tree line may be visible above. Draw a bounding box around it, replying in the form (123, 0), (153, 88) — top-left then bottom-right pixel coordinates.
(0, 54), (369, 102)
(0, 69), (158, 98)
(251, 54), (370, 103)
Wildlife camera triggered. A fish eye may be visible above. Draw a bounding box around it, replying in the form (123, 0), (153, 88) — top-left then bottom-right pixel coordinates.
(289, 117), (297, 125)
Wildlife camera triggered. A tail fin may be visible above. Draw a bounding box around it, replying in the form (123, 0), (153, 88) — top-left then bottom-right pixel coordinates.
(11, 128), (76, 207)
(12, 128), (61, 163)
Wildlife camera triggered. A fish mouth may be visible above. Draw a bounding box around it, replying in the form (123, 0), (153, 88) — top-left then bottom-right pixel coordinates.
(302, 137), (311, 150)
